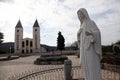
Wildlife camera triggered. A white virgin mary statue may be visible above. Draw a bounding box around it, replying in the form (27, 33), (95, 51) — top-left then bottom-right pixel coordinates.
(77, 8), (102, 80)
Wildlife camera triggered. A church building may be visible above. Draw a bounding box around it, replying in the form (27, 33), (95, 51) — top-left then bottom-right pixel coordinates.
(14, 19), (40, 53)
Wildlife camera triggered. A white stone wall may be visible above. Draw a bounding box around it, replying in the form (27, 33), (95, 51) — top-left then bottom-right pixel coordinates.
(22, 38), (33, 53)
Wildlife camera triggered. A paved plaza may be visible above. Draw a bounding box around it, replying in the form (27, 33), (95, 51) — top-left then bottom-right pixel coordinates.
(0, 55), (80, 80)
(0, 54), (119, 80)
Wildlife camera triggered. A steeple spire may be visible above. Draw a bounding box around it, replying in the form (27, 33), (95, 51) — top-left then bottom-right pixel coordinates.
(33, 19), (39, 27)
(16, 20), (23, 28)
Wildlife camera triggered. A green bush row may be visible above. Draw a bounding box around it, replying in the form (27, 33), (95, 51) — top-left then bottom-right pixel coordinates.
(36, 56), (68, 61)
(41, 54), (61, 57)
(34, 54), (68, 65)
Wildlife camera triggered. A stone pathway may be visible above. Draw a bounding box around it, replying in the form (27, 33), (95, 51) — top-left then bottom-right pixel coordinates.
(0, 55), (80, 80)
(1, 55), (119, 80)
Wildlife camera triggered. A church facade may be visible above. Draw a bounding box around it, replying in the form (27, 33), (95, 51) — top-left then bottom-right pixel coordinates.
(14, 19), (40, 53)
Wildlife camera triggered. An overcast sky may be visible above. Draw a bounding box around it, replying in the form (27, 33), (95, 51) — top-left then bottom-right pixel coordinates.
(0, 0), (120, 46)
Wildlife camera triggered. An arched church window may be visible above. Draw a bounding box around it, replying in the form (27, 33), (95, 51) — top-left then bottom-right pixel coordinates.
(26, 50), (28, 53)
(30, 49), (32, 53)
(26, 40), (28, 46)
(22, 50), (24, 53)
(30, 41), (32, 47)
(17, 30), (19, 32)
(22, 41), (24, 47)
(35, 29), (37, 31)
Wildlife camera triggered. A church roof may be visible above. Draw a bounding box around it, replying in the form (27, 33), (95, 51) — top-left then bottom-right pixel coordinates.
(33, 19), (39, 27)
(16, 20), (23, 28)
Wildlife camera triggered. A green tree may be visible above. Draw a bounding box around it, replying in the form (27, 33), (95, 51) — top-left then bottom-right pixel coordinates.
(115, 40), (120, 45)
(70, 41), (78, 50)
(57, 31), (65, 54)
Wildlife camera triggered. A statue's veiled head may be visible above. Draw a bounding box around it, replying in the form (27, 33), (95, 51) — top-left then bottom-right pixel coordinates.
(77, 8), (90, 24)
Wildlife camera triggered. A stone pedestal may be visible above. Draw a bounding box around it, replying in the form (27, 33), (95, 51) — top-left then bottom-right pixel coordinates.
(64, 60), (72, 80)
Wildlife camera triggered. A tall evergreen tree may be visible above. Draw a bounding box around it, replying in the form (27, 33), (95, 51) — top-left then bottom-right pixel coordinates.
(0, 32), (3, 53)
(0, 32), (3, 44)
(57, 31), (65, 54)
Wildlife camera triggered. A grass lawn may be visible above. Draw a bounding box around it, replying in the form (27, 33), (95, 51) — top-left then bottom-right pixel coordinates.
(0, 53), (19, 61)
(0, 53), (11, 57)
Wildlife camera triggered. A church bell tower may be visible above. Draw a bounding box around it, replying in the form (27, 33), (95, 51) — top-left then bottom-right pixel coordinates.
(14, 20), (23, 53)
(33, 19), (40, 53)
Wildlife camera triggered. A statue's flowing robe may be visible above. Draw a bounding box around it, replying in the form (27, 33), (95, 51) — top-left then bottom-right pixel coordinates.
(77, 8), (102, 80)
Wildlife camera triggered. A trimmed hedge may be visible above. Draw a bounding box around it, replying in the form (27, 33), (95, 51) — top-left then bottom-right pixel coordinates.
(34, 54), (68, 65)
(101, 54), (120, 65)
(40, 54), (61, 57)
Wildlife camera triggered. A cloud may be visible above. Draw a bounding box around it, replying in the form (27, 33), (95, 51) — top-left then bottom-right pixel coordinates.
(0, 0), (13, 3)
(0, 0), (120, 46)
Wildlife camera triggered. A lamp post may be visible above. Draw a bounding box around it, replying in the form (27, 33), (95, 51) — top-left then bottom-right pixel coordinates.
(10, 46), (11, 55)
(8, 46), (11, 59)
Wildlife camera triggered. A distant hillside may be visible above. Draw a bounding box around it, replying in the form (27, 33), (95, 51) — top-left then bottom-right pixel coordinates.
(40, 44), (56, 51)
(0, 42), (57, 53)
(0, 42), (14, 53)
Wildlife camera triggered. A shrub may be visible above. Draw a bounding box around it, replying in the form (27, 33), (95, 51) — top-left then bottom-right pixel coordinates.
(34, 54), (68, 65)
(101, 55), (120, 65)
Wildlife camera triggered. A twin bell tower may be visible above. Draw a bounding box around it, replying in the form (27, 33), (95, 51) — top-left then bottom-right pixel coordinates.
(14, 19), (40, 54)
